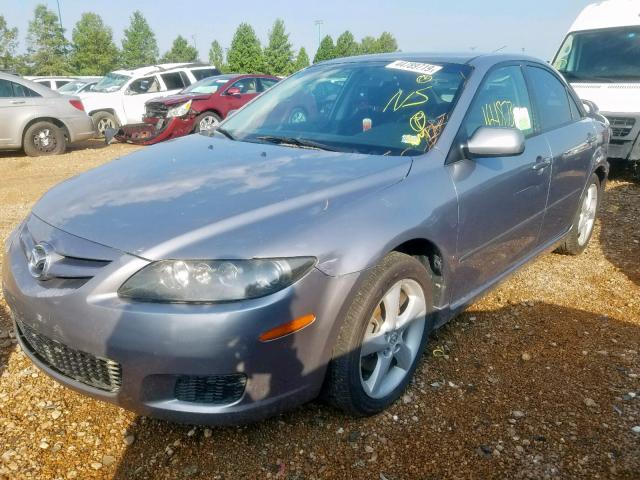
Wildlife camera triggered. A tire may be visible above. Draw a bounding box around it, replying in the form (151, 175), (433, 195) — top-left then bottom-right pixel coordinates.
(23, 121), (66, 157)
(92, 111), (119, 137)
(194, 112), (221, 132)
(555, 172), (601, 255)
(323, 252), (434, 416)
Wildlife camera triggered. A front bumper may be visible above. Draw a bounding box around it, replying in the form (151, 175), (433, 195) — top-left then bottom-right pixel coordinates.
(2, 216), (359, 424)
(110, 116), (196, 145)
(603, 112), (640, 162)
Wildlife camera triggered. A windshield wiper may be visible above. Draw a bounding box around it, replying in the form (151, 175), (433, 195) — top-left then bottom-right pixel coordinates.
(215, 127), (235, 140)
(255, 135), (340, 152)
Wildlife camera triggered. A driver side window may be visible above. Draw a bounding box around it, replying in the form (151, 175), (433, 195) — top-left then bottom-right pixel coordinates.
(128, 76), (160, 95)
(463, 65), (534, 138)
(230, 78), (258, 94)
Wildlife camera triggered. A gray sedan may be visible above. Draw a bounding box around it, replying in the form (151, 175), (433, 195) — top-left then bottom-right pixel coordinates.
(0, 73), (95, 156)
(2, 53), (609, 423)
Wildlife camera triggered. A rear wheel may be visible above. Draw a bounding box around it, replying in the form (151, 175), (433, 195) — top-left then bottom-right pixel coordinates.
(555, 173), (601, 255)
(195, 112), (221, 132)
(92, 111), (119, 137)
(23, 121), (66, 157)
(323, 252), (433, 415)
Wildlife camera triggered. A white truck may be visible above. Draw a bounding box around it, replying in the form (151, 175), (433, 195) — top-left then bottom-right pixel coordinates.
(552, 0), (640, 170)
(79, 63), (219, 135)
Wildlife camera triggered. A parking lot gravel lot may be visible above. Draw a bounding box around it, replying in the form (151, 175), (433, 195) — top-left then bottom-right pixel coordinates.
(0, 140), (638, 480)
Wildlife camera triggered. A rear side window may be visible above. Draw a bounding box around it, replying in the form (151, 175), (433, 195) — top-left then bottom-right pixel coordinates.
(35, 80), (52, 89)
(259, 78), (279, 91)
(191, 68), (220, 81)
(55, 80), (71, 89)
(526, 66), (573, 130)
(161, 72), (186, 90)
(462, 65), (534, 138)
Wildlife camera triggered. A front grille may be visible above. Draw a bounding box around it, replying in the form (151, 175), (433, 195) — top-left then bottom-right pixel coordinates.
(175, 374), (246, 405)
(145, 102), (168, 119)
(16, 318), (122, 392)
(607, 116), (636, 138)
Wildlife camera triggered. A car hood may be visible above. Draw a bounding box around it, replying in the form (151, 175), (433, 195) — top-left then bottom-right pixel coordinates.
(32, 134), (412, 260)
(571, 83), (640, 114)
(150, 92), (211, 106)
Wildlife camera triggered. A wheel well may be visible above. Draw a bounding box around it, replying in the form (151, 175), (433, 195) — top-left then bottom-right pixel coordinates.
(393, 238), (444, 277)
(88, 108), (116, 118)
(22, 117), (69, 145)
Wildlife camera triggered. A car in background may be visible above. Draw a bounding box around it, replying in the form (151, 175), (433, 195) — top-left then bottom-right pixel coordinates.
(57, 78), (101, 96)
(110, 74), (280, 145)
(553, 0), (640, 170)
(79, 63), (220, 136)
(3, 53), (609, 424)
(0, 72), (95, 156)
(25, 76), (79, 91)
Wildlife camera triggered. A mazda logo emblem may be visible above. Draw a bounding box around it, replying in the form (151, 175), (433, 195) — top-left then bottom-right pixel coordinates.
(28, 243), (53, 280)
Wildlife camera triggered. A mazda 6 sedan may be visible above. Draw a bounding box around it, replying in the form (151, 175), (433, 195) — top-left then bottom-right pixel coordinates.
(2, 53), (609, 424)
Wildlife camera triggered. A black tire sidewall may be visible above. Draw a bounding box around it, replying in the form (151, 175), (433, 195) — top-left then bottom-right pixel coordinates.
(338, 253), (434, 414)
(23, 121), (65, 157)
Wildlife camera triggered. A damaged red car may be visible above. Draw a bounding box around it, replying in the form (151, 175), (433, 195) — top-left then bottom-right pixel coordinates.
(109, 74), (280, 145)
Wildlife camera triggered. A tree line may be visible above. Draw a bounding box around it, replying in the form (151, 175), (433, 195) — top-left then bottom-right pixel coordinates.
(0, 5), (398, 77)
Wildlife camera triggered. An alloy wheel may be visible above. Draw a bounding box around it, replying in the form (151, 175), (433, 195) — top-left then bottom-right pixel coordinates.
(33, 128), (57, 153)
(577, 183), (598, 246)
(359, 279), (427, 399)
(199, 115), (219, 131)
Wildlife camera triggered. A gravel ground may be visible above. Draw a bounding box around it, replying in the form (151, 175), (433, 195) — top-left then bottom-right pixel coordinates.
(0, 141), (638, 479)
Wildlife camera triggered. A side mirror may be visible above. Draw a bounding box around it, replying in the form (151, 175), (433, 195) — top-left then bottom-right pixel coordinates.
(465, 127), (525, 158)
(226, 87), (241, 96)
(582, 99), (599, 116)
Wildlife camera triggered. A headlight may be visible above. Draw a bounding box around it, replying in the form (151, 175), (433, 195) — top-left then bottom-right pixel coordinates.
(166, 100), (192, 118)
(118, 257), (316, 303)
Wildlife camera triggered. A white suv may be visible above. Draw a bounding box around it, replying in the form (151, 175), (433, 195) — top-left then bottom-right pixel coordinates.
(79, 63), (220, 135)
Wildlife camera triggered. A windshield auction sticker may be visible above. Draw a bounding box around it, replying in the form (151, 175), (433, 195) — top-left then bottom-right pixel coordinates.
(386, 60), (443, 75)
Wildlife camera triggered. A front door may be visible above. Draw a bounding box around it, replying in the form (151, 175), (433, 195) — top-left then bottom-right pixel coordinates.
(123, 75), (163, 124)
(0, 79), (42, 147)
(448, 64), (552, 305)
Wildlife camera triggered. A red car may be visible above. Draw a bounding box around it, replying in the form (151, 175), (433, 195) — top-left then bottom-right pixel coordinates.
(110, 74), (280, 145)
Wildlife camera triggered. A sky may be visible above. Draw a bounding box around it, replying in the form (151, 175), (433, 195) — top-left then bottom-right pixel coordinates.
(1, 0), (594, 62)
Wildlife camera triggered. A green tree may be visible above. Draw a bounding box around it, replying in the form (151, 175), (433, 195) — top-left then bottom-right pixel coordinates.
(292, 47), (310, 72)
(313, 35), (336, 63)
(377, 32), (399, 53)
(26, 4), (70, 75)
(263, 19), (293, 76)
(335, 31), (359, 58)
(70, 12), (119, 75)
(227, 23), (263, 73)
(208, 39), (225, 71)
(121, 11), (158, 68)
(0, 15), (18, 70)
(359, 35), (378, 55)
(161, 35), (199, 63)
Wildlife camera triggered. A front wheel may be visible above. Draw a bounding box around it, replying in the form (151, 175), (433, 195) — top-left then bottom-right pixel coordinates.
(23, 121), (66, 157)
(195, 112), (221, 132)
(323, 252), (433, 416)
(92, 111), (119, 138)
(555, 172), (601, 255)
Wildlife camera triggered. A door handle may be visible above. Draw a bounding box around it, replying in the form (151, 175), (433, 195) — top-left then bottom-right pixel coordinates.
(532, 156), (552, 171)
(10, 100), (25, 105)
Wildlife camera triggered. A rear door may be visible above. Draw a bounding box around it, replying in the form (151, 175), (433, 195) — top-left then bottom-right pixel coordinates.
(448, 64), (552, 304)
(0, 79), (42, 147)
(525, 65), (596, 242)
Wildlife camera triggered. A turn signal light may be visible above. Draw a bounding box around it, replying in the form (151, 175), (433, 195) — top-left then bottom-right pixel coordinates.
(259, 314), (316, 342)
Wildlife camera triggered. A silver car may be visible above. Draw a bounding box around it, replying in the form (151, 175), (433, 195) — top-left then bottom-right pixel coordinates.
(0, 73), (95, 156)
(2, 53), (608, 424)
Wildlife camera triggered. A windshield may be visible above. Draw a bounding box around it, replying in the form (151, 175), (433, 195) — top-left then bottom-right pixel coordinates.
(57, 80), (85, 93)
(553, 27), (640, 82)
(220, 61), (472, 155)
(182, 76), (230, 94)
(93, 72), (131, 92)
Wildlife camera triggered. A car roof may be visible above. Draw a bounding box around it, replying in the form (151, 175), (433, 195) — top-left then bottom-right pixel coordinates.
(0, 72), (59, 97)
(317, 52), (546, 68)
(111, 63), (214, 77)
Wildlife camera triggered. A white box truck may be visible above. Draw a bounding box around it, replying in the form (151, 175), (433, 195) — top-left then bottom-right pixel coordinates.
(552, 0), (640, 170)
